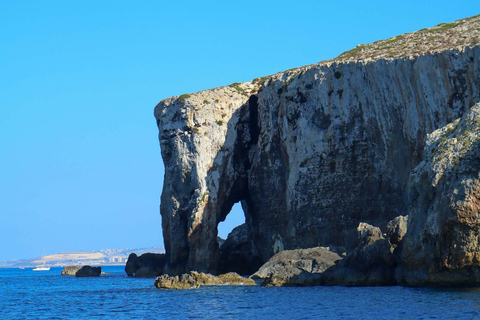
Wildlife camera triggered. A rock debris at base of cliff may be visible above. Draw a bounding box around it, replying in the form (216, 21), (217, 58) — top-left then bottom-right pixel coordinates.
(154, 14), (480, 286)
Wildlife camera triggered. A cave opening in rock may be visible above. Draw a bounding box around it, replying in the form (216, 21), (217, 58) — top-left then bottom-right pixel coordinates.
(217, 202), (245, 242)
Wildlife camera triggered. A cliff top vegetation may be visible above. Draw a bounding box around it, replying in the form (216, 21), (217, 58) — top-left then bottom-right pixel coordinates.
(334, 14), (480, 62)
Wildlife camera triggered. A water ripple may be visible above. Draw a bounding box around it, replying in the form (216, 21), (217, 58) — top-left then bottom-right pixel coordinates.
(1, 267), (480, 319)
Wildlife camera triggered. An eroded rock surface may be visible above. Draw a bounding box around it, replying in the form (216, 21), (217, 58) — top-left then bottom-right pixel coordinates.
(155, 15), (480, 277)
(251, 247), (343, 287)
(75, 266), (101, 277)
(399, 103), (480, 286)
(125, 253), (166, 278)
(61, 265), (81, 276)
(386, 216), (408, 245)
(324, 223), (396, 286)
(219, 223), (262, 275)
(154, 271), (255, 289)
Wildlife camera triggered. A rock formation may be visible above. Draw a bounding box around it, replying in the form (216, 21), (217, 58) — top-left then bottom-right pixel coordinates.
(399, 103), (480, 286)
(125, 253), (166, 278)
(251, 247), (343, 287)
(155, 15), (480, 280)
(323, 223), (397, 286)
(61, 265), (81, 275)
(386, 215), (408, 246)
(219, 223), (263, 275)
(154, 271), (255, 289)
(75, 266), (101, 277)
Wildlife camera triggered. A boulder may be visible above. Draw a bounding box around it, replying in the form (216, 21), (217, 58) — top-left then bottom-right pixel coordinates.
(219, 223), (263, 275)
(386, 215), (408, 245)
(75, 266), (101, 277)
(125, 253), (138, 276)
(399, 104), (480, 286)
(125, 252), (166, 278)
(61, 265), (81, 275)
(323, 223), (396, 286)
(250, 247), (343, 287)
(217, 272), (256, 285)
(154, 271), (255, 289)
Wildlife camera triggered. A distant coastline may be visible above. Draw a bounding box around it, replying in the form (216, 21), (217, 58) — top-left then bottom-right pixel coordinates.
(0, 247), (164, 268)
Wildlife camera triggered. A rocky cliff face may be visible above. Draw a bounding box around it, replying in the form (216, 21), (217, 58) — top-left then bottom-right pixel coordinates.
(155, 15), (480, 276)
(399, 103), (480, 286)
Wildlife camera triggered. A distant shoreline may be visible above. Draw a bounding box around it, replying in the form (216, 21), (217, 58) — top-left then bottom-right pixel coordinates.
(0, 247), (164, 269)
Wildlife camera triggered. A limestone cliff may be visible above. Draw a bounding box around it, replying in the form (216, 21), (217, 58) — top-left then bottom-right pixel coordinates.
(399, 103), (480, 286)
(155, 15), (480, 276)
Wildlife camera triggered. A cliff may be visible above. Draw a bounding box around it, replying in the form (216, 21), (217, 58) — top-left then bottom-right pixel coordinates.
(155, 14), (480, 280)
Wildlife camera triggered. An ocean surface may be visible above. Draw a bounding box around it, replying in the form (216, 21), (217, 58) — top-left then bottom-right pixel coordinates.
(1, 266), (480, 319)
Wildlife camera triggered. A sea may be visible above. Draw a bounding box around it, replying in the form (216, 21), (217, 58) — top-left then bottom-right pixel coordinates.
(1, 266), (480, 319)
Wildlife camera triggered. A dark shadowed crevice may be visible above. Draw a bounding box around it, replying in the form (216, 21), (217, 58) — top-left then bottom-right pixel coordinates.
(214, 95), (263, 275)
(249, 95), (260, 145)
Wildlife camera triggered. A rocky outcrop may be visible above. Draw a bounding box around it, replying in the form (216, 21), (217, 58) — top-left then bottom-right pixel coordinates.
(61, 265), (81, 275)
(155, 15), (480, 277)
(386, 216), (408, 245)
(154, 271), (255, 289)
(251, 247), (343, 287)
(125, 253), (166, 278)
(324, 223), (397, 286)
(219, 223), (263, 275)
(217, 272), (256, 285)
(75, 266), (101, 277)
(398, 103), (480, 286)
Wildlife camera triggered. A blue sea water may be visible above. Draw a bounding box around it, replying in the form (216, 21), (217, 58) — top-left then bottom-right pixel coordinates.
(1, 266), (480, 319)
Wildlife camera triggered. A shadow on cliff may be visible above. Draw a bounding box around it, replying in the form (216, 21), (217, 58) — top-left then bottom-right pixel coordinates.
(187, 94), (264, 275)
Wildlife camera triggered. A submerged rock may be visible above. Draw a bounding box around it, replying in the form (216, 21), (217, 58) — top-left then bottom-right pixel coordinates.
(251, 247), (343, 287)
(125, 253), (166, 278)
(154, 271), (255, 289)
(75, 266), (101, 277)
(61, 265), (81, 276)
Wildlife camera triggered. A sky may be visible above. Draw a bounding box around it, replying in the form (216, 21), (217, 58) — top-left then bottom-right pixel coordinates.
(1, 1), (479, 260)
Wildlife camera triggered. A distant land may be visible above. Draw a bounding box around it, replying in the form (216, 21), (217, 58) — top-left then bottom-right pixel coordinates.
(0, 247), (164, 268)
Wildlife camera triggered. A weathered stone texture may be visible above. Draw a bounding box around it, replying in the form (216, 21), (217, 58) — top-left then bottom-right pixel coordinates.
(155, 17), (480, 277)
(61, 265), (81, 276)
(75, 266), (101, 277)
(154, 271), (255, 289)
(251, 247), (343, 287)
(125, 252), (166, 278)
(399, 103), (480, 286)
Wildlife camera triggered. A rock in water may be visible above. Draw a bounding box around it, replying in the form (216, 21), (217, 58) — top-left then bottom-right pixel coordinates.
(61, 265), (81, 275)
(217, 272), (256, 285)
(324, 223), (396, 286)
(219, 223), (263, 275)
(154, 271), (254, 289)
(125, 253), (138, 276)
(125, 253), (166, 278)
(399, 103), (480, 286)
(75, 266), (101, 277)
(251, 247), (343, 287)
(154, 15), (480, 276)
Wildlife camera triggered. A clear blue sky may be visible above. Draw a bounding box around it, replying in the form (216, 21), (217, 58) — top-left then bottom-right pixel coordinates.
(1, 1), (479, 260)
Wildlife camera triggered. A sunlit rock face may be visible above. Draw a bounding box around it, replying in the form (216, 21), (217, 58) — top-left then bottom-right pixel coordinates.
(155, 17), (480, 276)
(398, 103), (480, 286)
